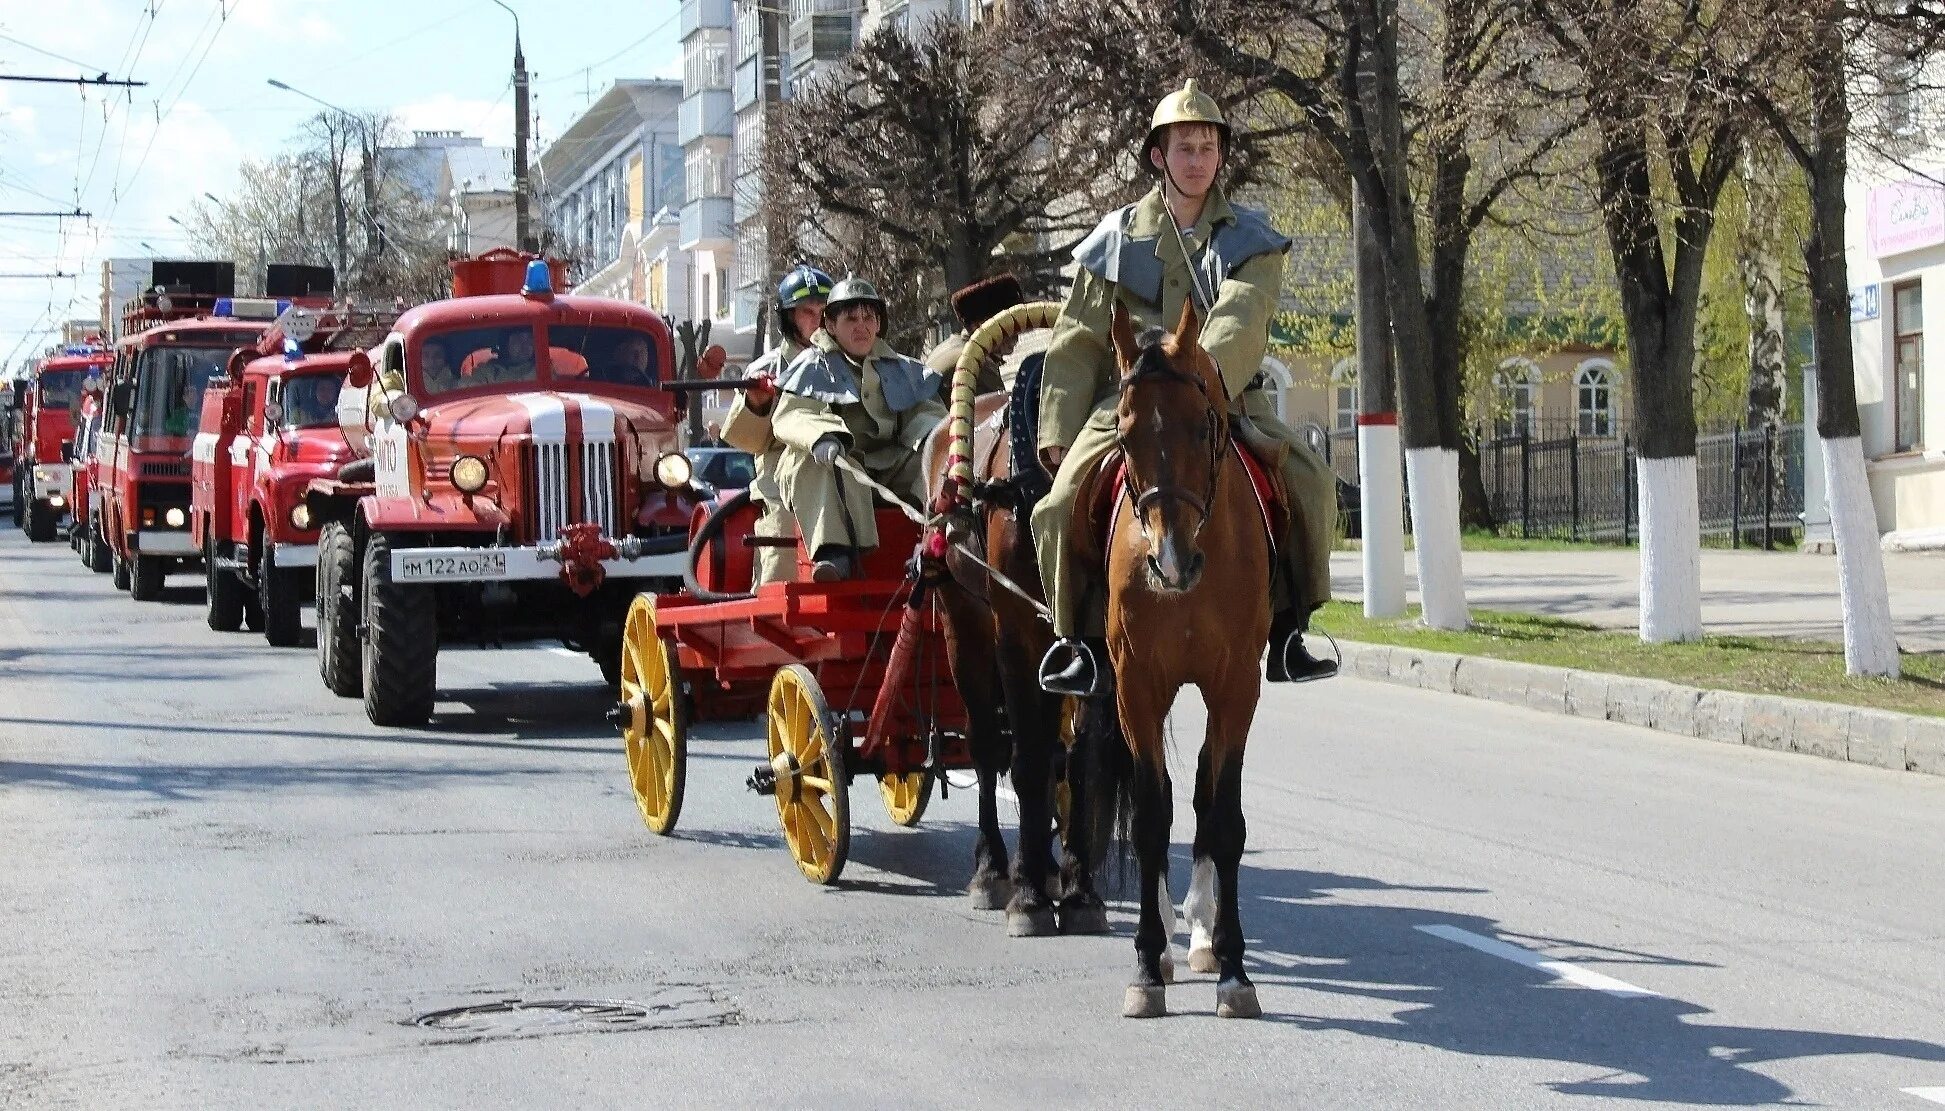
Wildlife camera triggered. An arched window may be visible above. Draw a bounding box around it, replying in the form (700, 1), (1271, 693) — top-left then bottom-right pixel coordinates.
(1492, 358), (1538, 437)
(1330, 358), (1357, 431)
(1576, 359), (1617, 437)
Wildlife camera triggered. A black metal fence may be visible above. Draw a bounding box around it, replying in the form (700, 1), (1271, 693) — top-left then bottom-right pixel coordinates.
(1310, 420), (1805, 546)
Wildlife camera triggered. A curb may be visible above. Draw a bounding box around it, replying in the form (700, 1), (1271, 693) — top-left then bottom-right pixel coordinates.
(1335, 639), (1945, 777)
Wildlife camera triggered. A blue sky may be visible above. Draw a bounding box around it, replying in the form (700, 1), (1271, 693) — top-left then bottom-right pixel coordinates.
(0, 0), (681, 369)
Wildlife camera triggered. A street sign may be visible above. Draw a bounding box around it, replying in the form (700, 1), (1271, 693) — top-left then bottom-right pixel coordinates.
(1851, 283), (1881, 323)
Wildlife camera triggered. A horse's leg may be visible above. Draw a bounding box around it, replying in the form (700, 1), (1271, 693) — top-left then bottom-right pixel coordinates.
(1120, 681), (1175, 1017)
(1205, 694), (1262, 1020)
(998, 665), (1058, 936)
(1184, 743), (1220, 974)
(1054, 689), (1110, 935)
(939, 582), (1012, 911)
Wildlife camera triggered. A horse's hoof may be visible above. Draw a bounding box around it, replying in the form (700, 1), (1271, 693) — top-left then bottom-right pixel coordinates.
(1122, 984), (1167, 1019)
(1057, 901), (1111, 935)
(1006, 905), (1058, 937)
(1160, 952), (1176, 984)
(1216, 982), (1261, 1019)
(967, 876), (1012, 911)
(1188, 947), (1220, 974)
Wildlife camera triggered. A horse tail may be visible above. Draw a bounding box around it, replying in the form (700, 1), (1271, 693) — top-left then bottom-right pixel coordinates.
(1077, 686), (1137, 890)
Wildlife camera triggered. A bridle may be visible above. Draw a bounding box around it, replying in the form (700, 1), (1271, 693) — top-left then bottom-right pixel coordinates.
(1115, 351), (1229, 547)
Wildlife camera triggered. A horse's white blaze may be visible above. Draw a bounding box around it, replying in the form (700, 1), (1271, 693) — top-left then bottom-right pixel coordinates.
(1638, 454), (1702, 643)
(1823, 434), (1900, 676)
(1404, 446), (1469, 629)
(1183, 857), (1216, 956)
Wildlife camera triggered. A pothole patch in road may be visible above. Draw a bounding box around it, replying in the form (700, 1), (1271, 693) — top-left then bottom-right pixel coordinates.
(409, 987), (736, 1041)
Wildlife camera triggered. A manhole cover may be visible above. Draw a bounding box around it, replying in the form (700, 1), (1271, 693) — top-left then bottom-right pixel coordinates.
(412, 987), (732, 1039)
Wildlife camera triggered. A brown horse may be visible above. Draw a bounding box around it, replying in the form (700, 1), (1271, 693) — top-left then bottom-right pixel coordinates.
(925, 316), (1110, 939)
(1090, 299), (1272, 1019)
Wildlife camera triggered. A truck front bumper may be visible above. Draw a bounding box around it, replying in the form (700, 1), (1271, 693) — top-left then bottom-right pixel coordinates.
(389, 540), (686, 585)
(134, 530), (196, 556)
(273, 543), (319, 569)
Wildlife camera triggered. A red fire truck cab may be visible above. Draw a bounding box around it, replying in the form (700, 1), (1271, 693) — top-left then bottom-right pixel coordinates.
(309, 257), (700, 726)
(10, 345), (109, 542)
(192, 311), (389, 645)
(100, 299), (283, 599)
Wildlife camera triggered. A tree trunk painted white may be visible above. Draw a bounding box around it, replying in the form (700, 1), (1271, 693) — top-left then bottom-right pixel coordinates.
(1637, 455), (1703, 643)
(1359, 421), (1407, 618)
(1405, 446), (1468, 629)
(1821, 435), (1900, 676)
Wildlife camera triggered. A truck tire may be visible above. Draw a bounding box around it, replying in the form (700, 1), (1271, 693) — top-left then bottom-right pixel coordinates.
(25, 498), (54, 542)
(130, 554), (164, 601)
(9, 476), (22, 528)
(204, 534), (244, 632)
(258, 539), (302, 647)
(316, 522), (362, 697)
(361, 531), (436, 727)
(111, 547), (130, 590)
(86, 516), (111, 572)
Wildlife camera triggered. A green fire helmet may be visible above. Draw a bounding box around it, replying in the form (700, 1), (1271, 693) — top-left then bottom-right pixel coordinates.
(822, 277), (888, 325)
(1142, 79), (1230, 172)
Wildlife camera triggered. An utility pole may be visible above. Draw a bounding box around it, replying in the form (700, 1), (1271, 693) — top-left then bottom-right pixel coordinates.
(491, 0), (532, 253)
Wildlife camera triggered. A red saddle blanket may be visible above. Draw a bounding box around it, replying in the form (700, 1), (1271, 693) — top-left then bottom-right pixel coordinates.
(1093, 441), (1280, 554)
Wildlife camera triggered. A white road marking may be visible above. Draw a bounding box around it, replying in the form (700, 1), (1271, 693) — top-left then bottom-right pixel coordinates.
(1416, 924), (1661, 998)
(1904, 1088), (1945, 1104)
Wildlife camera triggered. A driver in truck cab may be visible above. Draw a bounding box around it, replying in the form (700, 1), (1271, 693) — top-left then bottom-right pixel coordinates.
(420, 339), (458, 394)
(471, 329), (536, 385)
(608, 334), (655, 387)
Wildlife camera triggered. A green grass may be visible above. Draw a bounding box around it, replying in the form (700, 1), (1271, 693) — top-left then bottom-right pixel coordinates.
(1315, 601), (1945, 719)
(1334, 529), (1802, 554)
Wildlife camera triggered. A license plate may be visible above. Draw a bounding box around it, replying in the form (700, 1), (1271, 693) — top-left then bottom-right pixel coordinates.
(395, 550), (508, 582)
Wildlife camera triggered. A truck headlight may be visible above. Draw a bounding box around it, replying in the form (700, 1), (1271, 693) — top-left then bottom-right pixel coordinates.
(654, 452), (692, 488)
(387, 393), (421, 422)
(164, 507), (186, 528)
(450, 455), (489, 494)
(289, 504), (313, 530)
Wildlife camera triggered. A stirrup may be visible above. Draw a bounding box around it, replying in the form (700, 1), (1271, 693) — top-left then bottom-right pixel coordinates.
(1038, 638), (1104, 696)
(1269, 629), (1337, 683)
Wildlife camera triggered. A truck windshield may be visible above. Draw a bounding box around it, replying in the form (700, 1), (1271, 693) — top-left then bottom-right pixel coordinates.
(37, 369), (89, 410)
(279, 375), (342, 428)
(133, 345), (237, 437)
(420, 325), (540, 396)
(546, 324), (661, 389)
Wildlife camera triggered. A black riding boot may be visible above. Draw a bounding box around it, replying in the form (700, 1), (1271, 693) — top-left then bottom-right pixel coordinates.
(1038, 637), (1106, 696)
(809, 545), (857, 583)
(1267, 610), (1337, 683)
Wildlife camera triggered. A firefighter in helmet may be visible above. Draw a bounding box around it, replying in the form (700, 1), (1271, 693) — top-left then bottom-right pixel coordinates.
(771, 277), (946, 581)
(1033, 79), (1339, 696)
(721, 264), (833, 585)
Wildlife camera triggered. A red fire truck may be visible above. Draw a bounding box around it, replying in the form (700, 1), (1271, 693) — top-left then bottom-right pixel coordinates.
(9, 344), (109, 542)
(192, 310), (390, 645)
(308, 254), (699, 726)
(67, 385), (111, 569)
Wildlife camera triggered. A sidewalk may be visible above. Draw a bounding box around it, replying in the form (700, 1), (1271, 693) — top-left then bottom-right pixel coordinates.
(1330, 547), (1945, 651)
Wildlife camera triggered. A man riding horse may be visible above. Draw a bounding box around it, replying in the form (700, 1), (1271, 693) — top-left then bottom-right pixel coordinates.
(1034, 80), (1338, 695)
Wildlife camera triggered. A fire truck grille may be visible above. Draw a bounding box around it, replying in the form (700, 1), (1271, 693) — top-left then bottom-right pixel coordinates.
(140, 460), (191, 478)
(522, 441), (622, 544)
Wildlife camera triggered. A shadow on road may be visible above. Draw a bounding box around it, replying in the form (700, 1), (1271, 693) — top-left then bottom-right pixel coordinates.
(1224, 859), (1945, 1104)
(0, 758), (564, 800)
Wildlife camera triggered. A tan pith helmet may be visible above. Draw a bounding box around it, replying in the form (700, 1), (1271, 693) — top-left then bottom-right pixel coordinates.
(1143, 79), (1230, 171)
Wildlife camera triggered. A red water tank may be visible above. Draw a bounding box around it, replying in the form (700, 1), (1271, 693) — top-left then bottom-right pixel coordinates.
(448, 248), (571, 298)
(690, 496), (760, 596)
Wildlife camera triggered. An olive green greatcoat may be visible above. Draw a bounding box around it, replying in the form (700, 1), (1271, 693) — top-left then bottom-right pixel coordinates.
(771, 331), (946, 554)
(1032, 187), (1336, 638)
(720, 336), (808, 585)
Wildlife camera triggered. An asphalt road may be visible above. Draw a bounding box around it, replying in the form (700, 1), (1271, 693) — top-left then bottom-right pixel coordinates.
(6, 523), (1945, 1109)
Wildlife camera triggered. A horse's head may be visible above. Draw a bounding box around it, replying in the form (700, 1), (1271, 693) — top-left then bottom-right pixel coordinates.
(1111, 298), (1230, 593)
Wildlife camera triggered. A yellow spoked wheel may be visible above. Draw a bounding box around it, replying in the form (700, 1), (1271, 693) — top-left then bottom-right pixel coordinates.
(878, 770), (933, 827)
(618, 595), (686, 836)
(766, 664), (849, 885)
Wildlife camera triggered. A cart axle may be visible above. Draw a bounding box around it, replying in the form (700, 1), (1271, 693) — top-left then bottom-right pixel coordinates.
(746, 763), (778, 796)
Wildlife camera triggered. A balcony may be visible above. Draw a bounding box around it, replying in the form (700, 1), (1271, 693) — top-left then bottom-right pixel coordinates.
(788, 2), (855, 63)
(679, 90), (735, 146)
(734, 56), (761, 110)
(680, 197), (735, 249)
(680, 0), (732, 36)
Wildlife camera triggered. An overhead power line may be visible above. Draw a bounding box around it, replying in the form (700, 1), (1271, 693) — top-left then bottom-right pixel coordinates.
(0, 72), (147, 87)
(0, 209), (91, 218)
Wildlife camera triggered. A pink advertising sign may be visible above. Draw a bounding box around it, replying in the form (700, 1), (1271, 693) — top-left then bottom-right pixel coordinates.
(1869, 179), (1945, 257)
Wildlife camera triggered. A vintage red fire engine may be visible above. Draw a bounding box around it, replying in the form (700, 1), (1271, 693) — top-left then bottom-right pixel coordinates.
(67, 384), (111, 569)
(308, 253), (699, 727)
(9, 343), (109, 542)
(192, 309), (391, 645)
(98, 287), (298, 599)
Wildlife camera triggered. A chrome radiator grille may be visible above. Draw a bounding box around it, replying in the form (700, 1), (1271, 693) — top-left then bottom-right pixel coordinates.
(521, 441), (621, 543)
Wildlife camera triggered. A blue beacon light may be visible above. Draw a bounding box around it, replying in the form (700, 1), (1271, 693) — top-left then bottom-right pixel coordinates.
(521, 259), (553, 299)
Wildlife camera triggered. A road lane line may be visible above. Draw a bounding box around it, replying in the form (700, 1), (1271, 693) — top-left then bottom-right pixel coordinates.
(1903, 1088), (1945, 1104)
(1416, 924), (1661, 998)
